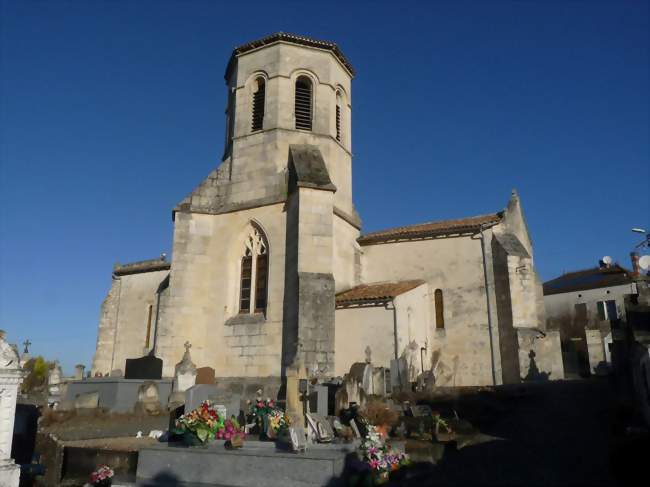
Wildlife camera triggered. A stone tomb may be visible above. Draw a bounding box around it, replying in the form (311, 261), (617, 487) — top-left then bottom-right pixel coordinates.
(184, 385), (242, 418)
(137, 441), (358, 487)
(124, 354), (163, 380)
(0, 332), (24, 487)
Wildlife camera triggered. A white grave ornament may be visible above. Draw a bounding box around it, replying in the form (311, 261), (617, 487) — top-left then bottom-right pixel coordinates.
(0, 331), (24, 487)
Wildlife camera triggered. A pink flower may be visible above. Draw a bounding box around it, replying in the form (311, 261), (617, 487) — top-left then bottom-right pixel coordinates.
(369, 459), (381, 470)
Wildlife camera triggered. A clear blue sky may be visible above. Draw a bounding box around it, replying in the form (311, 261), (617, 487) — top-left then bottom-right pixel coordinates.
(1, 0), (648, 374)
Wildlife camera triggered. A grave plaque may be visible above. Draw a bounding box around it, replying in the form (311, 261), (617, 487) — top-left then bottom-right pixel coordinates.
(195, 367), (215, 385)
(124, 355), (163, 380)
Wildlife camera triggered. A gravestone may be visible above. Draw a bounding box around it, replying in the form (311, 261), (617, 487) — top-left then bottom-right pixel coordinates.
(0, 331), (24, 487)
(371, 367), (386, 396)
(135, 381), (162, 415)
(308, 385), (329, 416)
(195, 367), (215, 385)
(169, 342), (197, 407)
(305, 413), (334, 443)
(289, 426), (308, 452)
(184, 385), (242, 418)
(124, 354), (163, 380)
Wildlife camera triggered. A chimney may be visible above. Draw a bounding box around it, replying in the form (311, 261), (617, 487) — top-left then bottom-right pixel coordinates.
(630, 252), (640, 277)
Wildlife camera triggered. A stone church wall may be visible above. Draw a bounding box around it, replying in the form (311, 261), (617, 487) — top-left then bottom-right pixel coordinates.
(92, 269), (168, 376)
(156, 205), (287, 378)
(334, 283), (430, 377)
(360, 236), (497, 386)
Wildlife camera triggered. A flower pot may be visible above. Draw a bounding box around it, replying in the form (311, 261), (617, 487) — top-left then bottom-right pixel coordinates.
(182, 431), (208, 448)
(92, 479), (112, 487)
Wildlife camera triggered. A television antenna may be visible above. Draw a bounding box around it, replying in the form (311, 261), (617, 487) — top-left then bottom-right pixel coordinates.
(602, 255), (613, 266)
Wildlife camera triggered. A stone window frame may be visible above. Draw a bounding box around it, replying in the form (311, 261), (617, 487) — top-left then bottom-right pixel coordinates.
(238, 222), (270, 316)
(292, 70), (318, 132)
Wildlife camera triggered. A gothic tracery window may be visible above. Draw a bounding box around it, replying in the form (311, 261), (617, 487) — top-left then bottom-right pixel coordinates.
(239, 226), (269, 314)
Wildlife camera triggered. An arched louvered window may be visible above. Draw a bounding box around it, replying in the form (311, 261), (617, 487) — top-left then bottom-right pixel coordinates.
(251, 78), (265, 132)
(295, 76), (312, 131)
(239, 225), (269, 314)
(435, 289), (445, 329)
(335, 91), (342, 141)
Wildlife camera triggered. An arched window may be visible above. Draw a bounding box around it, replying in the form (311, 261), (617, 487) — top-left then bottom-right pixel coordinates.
(295, 76), (312, 131)
(251, 78), (265, 132)
(434, 289), (445, 329)
(239, 225), (269, 314)
(335, 91), (343, 141)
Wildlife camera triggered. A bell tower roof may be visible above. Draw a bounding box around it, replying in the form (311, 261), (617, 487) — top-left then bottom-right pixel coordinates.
(226, 32), (355, 79)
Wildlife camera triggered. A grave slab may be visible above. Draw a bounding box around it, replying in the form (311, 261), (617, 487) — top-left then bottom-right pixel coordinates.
(137, 442), (357, 487)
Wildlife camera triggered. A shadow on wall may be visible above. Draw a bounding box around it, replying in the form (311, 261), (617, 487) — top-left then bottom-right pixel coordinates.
(522, 350), (551, 382)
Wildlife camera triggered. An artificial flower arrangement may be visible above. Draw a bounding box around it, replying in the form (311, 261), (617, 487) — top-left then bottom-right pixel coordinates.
(359, 424), (410, 484)
(173, 400), (245, 445)
(247, 396), (291, 439)
(90, 465), (114, 487)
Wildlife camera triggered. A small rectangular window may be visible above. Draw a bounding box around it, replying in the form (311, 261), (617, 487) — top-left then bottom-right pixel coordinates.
(435, 289), (445, 329)
(596, 301), (606, 321)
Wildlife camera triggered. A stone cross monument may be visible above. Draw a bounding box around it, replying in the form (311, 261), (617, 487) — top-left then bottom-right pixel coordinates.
(0, 331), (24, 487)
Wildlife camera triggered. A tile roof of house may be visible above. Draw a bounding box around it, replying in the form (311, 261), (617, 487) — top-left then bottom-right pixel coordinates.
(227, 32), (354, 77)
(543, 264), (634, 296)
(335, 280), (426, 307)
(357, 213), (503, 246)
(113, 258), (170, 276)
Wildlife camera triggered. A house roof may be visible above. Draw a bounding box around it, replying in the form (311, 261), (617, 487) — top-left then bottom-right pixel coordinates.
(227, 32), (354, 78)
(543, 264), (634, 296)
(114, 258), (170, 277)
(357, 213), (503, 246)
(335, 280), (425, 307)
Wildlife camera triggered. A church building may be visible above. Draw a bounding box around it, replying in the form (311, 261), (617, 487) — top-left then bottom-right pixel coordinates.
(92, 33), (563, 390)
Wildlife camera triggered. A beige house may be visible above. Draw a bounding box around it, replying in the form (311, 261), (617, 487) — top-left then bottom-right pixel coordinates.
(92, 33), (562, 390)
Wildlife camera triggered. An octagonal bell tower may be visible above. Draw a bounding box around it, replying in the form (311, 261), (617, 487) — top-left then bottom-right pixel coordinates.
(219, 32), (357, 223)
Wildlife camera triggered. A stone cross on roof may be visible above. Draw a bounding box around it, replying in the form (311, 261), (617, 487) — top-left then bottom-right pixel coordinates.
(23, 340), (31, 354)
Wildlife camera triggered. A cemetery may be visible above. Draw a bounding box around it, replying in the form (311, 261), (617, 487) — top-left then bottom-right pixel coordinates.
(6, 329), (528, 487)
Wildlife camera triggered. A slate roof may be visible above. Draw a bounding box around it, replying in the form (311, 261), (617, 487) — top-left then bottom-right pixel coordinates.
(289, 145), (337, 192)
(227, 32), (354, 77)
(543, 264), (634, 296)
(335, 280), (426, 307)
(357, 213), (503, 246)
(114, 258), (170, 276)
